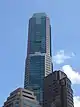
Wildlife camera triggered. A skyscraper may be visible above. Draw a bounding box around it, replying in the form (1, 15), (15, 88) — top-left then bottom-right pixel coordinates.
(43, 70), (74, 107)
(24, 13), (52, 104)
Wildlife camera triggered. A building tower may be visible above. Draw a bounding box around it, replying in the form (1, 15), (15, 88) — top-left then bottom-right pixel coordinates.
(24, 13), (52, 104)
(43, 70), (74, 107)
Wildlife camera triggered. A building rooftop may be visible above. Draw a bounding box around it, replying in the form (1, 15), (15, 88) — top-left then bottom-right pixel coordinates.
(45, 70), (67, 80)
(32, 12), (47, 17)
(10, 87), (34, 96)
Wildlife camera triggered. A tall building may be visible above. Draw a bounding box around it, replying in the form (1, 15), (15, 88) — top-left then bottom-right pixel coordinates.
(43, 70), (74, 107)
(24, 13), (52, 104)
(3, 88), (41, 107)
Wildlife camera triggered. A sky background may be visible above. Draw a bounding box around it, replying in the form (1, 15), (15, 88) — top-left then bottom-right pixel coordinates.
(0, 0), (80, 106)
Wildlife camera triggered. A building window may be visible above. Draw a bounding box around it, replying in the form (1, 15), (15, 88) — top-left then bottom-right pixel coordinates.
(36, 18), (41, 24)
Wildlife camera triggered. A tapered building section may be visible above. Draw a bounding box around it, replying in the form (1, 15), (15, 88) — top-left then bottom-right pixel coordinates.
(24, 13), (52, 104)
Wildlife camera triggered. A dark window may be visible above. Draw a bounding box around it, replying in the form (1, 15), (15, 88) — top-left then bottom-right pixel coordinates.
(23, 91), (32, 95)
(23, 95), (35, 100)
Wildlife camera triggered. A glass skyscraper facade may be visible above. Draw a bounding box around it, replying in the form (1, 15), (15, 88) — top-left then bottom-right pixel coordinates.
(24, 13), (52, 105)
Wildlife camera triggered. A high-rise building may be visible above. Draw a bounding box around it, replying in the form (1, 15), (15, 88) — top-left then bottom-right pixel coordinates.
(43, 70), (74, 107)
(24, 13), (52, 104)
(3, 88), (41, 107)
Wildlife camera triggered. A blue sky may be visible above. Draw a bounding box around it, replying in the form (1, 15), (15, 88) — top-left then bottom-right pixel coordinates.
(0, 0), (80, 106)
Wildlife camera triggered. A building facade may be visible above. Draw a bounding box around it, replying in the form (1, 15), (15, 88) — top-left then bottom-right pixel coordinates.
(43, 70), (74, 107)
(3, 88), (40, 107)
(24, 13), (52, 104)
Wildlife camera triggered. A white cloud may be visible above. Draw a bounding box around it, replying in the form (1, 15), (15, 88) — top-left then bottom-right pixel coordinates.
(53, 50), (75, 64)
(74, 96), (80, 107)
(62, 65), (80, 107)
(62, 65), (80, 84)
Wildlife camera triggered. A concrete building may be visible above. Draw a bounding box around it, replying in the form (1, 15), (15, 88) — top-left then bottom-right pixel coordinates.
(3, 88), (41, 107)
(43, 70), (74, 107)
(24, 13), (53, 104)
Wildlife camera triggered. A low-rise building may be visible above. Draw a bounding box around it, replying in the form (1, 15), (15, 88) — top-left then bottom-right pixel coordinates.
(3, 88), (41, 107)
